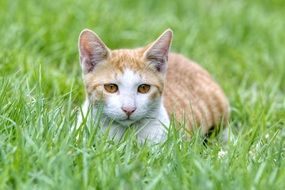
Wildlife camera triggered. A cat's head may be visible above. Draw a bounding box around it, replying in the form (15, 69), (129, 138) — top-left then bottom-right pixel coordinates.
(78, 29), (172, 126)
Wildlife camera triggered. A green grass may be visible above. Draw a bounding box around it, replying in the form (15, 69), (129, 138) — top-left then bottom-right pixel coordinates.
(1, 0), (285, 189)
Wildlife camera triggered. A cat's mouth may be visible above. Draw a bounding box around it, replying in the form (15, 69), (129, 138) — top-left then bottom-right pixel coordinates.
(119, 114), (137, 121)
(117, 115), (154, 124)
(119, 118), (133, 121)
(119, 117), (136, 123)
(116, 118), (136, 126)
(116, 115), (145, 126)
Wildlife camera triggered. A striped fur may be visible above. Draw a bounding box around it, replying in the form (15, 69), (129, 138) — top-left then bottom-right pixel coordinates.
(164, 53), (229, 134)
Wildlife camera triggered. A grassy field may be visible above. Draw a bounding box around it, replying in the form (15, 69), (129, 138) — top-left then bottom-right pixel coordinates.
(1, 0), (285, 189)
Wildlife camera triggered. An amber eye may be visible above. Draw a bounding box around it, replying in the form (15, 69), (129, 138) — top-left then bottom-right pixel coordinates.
(104, 84), (118, 93)
(138, 84), (151, 94)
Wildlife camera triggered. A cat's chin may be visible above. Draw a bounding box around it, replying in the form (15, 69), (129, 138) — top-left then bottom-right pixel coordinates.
(115, 118), (137, 127)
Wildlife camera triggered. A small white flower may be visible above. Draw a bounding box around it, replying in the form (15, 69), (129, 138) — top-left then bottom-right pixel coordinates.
(218, 149), (227, 159)
(255, 142), (261, 149)
(265, 134), (269, 139)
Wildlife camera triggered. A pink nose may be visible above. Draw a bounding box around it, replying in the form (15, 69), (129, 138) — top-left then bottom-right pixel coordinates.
(121, 106), (136, 116)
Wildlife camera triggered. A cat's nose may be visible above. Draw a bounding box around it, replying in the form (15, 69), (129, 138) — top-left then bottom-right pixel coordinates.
(121, 106), (136, 116)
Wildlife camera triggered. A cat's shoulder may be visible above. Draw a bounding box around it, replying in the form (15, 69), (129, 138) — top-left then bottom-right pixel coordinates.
(168, 52), (211, 77)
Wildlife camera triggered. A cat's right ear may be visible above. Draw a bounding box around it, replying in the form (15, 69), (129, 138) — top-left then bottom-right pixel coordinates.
(78, 29), (110, 74)
(143, 29), (173, 74)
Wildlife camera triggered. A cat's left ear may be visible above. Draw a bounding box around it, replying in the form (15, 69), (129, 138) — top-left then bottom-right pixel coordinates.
(143, 29), (173, 74)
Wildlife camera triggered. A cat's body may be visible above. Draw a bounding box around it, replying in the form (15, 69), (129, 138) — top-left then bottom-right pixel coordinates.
(78, 29), (229, 142)
(164, 53), (229, 134)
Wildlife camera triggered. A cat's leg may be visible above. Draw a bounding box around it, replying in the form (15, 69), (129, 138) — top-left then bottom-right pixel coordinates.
(100, 120), (126, 142)
(136, 105), (170, 143)
(72, 99), (90, 133)
(220, 127), (236, 143)
(136, 120), (168, 143)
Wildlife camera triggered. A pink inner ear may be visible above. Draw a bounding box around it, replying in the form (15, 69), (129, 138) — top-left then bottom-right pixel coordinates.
(152, 32), (172, 56)
(79, 30), (109, 73)
(145, 30), (173, 73)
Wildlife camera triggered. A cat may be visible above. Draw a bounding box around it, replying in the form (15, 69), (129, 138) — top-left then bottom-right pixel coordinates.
(77, 28), (229, 143)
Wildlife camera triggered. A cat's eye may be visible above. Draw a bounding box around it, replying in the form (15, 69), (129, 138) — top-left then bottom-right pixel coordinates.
(104, 84), (118, 93)
(138, 84), (151, 94)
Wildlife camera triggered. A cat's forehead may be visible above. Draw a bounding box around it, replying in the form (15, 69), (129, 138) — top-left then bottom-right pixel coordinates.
(108, 49), (146, 71)
(117, 68), (141, 85)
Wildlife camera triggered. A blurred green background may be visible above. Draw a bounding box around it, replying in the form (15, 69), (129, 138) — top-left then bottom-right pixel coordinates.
(0, 0), (285, 189)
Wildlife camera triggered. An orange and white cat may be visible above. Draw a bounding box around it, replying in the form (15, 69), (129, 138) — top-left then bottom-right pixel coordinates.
(78, 29), (229, 142)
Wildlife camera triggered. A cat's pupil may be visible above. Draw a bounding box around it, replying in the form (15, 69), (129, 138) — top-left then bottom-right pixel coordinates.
(104, 84), (118, 93)
(138, 84), (150, 93)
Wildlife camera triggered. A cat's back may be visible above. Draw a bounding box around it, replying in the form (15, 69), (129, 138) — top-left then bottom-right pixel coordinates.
(163, 53), (229, 133)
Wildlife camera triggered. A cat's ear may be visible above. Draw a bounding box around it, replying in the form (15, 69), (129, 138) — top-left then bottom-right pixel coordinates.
(78, 29), (110, 74)
(143, 29), (173, 73)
